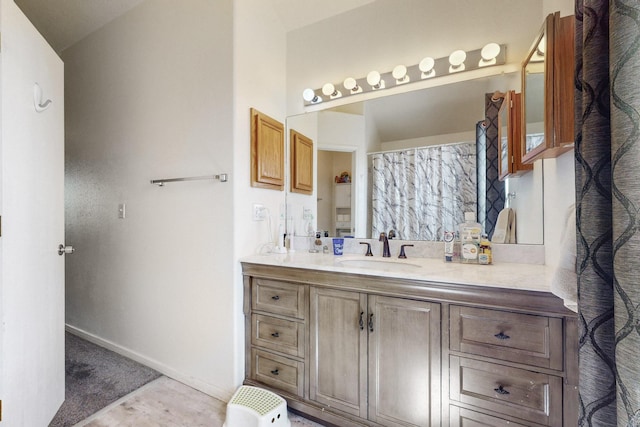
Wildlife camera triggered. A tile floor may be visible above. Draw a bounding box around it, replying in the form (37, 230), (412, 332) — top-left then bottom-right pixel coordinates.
(74, 376), (325, 427)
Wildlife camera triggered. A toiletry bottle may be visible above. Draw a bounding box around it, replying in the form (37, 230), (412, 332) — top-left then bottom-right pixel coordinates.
(453, 231), (461, 262)
(444, 231), (455, 262)
(314, 232), (323, 252)
(479, 234), (492, 265)
(459, 212), (482, 264)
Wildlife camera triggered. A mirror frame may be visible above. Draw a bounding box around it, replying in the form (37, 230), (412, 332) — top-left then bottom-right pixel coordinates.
(521, 14), (554, 164)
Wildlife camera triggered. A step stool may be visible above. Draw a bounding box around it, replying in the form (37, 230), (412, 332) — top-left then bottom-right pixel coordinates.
(223, 385), (290, 427)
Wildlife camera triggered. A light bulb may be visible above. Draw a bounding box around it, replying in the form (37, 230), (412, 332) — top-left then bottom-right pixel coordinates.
(302, 88), (320, 103)
(419, 57), (435, 78)
(481, 43), (501, 61)
(322, 83), (341, 99)
(343, 77), (361, 93)
(392, 65), (409, 84)
(449, 50), (466, 72)
(479, 43), (501, 67)
(366, 71), (385, 89)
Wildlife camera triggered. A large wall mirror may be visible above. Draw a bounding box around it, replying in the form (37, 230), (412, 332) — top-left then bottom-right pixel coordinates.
(285, 71), (544, 245)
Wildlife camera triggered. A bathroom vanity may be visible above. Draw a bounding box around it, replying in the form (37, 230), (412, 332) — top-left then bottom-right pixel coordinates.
(241, 253), (578, 427)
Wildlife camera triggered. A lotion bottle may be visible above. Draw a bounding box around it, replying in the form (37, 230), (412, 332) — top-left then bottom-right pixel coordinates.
(459, 212), (482, 264)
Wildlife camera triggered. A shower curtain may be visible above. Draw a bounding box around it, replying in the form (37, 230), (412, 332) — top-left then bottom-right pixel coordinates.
(575, 0), (640, 425)
(370, 142), (476, 240)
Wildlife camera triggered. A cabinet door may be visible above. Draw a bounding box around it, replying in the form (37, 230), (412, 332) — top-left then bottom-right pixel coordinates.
(368, 296), (441, 427)
(310, 287), (367, 418)
(335, 183), (351, 207)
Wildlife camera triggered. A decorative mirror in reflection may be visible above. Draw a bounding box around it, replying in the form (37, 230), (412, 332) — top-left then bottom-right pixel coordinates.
(285, 72), (544, 245)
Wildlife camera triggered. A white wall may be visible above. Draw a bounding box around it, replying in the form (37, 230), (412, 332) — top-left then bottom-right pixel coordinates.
(63, 0), (238, 399)
(233, 0), (288, 384)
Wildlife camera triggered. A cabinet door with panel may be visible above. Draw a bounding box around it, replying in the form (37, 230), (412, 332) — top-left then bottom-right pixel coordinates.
(368, 295), (441, 427)
(309, 287), (368, 418)
(310, 287), (441, 427)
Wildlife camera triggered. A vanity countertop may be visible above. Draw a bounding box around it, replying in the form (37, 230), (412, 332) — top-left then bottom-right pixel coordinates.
(240, 252), (553, 293)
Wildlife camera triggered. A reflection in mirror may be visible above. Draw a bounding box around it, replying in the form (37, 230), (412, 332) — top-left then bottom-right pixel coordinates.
(286, 72), (544, 244)
(522, 17), (549, 161)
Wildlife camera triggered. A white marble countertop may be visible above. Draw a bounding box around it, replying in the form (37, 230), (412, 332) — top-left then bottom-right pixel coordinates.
(241, 251), (553, 293)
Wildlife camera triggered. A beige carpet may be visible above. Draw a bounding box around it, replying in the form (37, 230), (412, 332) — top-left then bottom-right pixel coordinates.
(75, 376), (324, 427)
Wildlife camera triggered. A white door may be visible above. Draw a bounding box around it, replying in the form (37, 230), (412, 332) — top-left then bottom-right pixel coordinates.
(0, 0), (66, 425)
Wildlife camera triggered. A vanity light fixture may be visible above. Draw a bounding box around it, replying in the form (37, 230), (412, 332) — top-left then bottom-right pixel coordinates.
(479, 42), (501, 67)
(302, 42), (505, 106)
(302, 88), (322, 104)
(418, 57), (436, 79)
(322, 83), (342, 99)
(448, 50), (466, 73)
(366, 71), (385, 90)
(392, 65), (410, 84)
(343, 77), (362, 94)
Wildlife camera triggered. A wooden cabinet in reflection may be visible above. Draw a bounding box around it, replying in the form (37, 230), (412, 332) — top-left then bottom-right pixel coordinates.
(498, 90), (532, 180)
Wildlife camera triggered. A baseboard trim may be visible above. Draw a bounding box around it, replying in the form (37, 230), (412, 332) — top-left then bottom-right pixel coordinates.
(65, 324), (235, 402)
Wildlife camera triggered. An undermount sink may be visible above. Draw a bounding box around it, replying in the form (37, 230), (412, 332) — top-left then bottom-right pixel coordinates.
(336, 257), (422, 272)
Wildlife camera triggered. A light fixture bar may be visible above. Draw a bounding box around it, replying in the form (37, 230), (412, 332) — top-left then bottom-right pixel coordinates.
(303, 44), (506, 106)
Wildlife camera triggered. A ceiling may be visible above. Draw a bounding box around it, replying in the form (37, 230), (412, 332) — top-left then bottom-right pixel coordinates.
(15, 0), (375, 53)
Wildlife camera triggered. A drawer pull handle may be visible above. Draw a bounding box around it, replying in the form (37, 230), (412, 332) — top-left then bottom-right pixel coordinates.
(494, 332), (511, 340)
(359, 311), (364, 330)
(368, 313), (374, 332)
(270, 369), (280, 375)
(271, 332), (280, 338)
(494, 385), (510, 395)
(271, 295), (280, 301)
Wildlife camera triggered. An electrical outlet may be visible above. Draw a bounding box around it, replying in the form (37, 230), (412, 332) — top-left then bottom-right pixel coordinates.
(253, 204), (266, 221)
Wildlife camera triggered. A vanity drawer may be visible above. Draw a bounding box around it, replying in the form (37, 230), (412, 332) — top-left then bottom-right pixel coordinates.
(252, 313), (304, 357)
(450, 305), (563, 370)
(252, 279), (305, 319)
(450, 356), (562, 426)
(449, 405), (530, 427)
(251, 348), (304, 397)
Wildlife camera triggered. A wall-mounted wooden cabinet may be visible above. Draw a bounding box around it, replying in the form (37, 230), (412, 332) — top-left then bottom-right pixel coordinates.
(251, 108), (285, 190)
(499, 91), (532, 180)
(290, 129), (313, 195)
(521, 12), (575, 164)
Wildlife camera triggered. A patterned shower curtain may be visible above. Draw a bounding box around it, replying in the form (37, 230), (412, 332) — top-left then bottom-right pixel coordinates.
(575, 0), (640, 425)
(370, 142), (476, 240)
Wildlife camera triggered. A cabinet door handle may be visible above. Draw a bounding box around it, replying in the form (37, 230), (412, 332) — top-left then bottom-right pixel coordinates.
(271, 295), (280, 301)
(359, 311), (364, 330)
(270, 369), (280, 375)
(271, 332), (280, 338)
(494, 331), (511, 340)
(368, 313), (374, 332)
(494, 385), (510, 395)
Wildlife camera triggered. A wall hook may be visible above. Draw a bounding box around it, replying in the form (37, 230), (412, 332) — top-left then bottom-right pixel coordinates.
(34, 83), (52, 112)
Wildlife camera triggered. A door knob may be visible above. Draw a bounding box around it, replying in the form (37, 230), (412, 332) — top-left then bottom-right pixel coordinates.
(58, 244), (75, 256)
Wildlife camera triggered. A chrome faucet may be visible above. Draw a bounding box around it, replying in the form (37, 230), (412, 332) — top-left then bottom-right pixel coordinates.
(379, 232), (391, 257)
